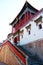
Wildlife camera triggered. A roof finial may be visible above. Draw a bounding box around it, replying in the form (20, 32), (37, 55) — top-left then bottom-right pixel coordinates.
(25, 0), (27, 2)
(25, 0), (28, 7)
(25, 0), (28, 4)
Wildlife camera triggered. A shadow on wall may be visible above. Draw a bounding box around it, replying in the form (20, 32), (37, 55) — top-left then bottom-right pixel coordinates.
(0, 62), (7, 65)
(23, 39), (43, 60)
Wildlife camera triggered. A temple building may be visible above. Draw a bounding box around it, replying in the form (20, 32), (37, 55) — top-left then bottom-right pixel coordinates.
(0, 1), (43, 65)
(9, 1), (43, 46)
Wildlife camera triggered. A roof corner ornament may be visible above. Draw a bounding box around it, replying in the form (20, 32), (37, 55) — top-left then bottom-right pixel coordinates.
(16, 17), (18, 21)
(25, 0), (28, 7)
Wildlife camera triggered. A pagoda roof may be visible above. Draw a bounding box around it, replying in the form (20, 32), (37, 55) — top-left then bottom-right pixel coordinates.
(10, 1), (38, 25)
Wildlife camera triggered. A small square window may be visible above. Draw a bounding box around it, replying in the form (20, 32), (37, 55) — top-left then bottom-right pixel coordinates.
(29, 31), (30, 34)
(39, 24), (42, 29)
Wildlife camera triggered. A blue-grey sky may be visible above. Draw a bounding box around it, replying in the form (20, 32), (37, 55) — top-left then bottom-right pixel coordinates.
(0, 0), (43, 42)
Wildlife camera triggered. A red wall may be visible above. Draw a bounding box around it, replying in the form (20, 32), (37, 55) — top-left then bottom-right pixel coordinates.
(12, 12), (31, 34)
(2, 41), (26, 65)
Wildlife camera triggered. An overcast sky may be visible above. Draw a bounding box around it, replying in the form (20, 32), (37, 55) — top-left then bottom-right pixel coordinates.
(0, 0), (43, 42)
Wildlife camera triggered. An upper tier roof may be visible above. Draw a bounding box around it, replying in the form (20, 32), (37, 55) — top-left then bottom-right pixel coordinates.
(10, 1), (39, 25)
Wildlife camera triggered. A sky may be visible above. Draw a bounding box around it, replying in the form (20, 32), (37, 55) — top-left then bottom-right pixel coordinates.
(0, 0), (43, 42)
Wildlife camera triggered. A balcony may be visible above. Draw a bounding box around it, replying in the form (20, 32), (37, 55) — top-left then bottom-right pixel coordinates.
(12, 12), (31, 34)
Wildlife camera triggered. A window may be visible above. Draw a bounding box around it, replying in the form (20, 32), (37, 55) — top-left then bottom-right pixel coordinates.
(29, 30), (30, 34)
(26, 24), (31, 35)
(27, 29), (31, 35)
(20, 30), (24, 38)
(34, 16), (42, 29)
(34, 16), (42, 25)
(39, 24), (42, 29)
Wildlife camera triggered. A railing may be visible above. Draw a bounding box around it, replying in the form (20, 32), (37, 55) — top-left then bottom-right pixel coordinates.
(2, 40), (28, 65)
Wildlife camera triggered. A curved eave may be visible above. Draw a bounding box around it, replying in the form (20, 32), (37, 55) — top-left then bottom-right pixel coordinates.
(10, 1), (39, 25)
(31, 8), (43, 21)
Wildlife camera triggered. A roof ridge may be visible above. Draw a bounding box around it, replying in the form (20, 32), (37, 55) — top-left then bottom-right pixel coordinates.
(10, 1), (38, 25)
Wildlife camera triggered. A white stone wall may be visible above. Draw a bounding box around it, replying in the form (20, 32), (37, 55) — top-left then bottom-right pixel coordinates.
(19, 12), (43, 45)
